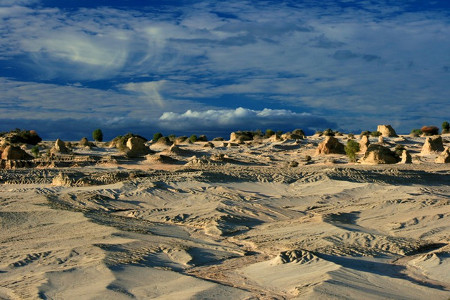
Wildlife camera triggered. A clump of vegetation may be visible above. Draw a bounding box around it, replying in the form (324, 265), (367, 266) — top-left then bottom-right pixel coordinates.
(348, 133), (355, 139)
(370, 131), (382, 137)
(410, 129), (422, 137)
(153, 132), (163, 142)
(265, 129), (275, 138)
(31, 145), (40, 158)
(421, 126), (439, 136)
(442, 121), (449, 134)
(92, 128), (103, 142)
(0, 128), (42, 145)
(360, 130), (371, 136)
(345, 139), (360, 162)
(189, 134), (198, 143)
(197, 135), (208, 142)
(213, 137), (224, 141)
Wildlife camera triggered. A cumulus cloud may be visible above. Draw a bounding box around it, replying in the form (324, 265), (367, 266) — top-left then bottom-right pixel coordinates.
(159, 107), (335, 133)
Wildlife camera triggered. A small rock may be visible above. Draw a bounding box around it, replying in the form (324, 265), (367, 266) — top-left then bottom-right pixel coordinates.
(315, 136), (345, 155)
(377, 125), (398, 137)
(420, 136), (444, 155)
(435, 147), (450, 163)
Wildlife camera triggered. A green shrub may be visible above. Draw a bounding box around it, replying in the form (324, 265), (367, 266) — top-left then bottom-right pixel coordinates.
(168, 134), (176, 141)
(265, 129), (275, 138)
(370, 131), (382, 137)
(189, 134), (198, 143)
(92, 129), (103, 142)
(348, 133), (355, 139)
(31, 145), (40, 158)
(197, 135), (208, 142)
(153, 132), (163, 142)
(345, 139), (360, 162)
(410, 129), (422, 137)
(360, 131), (371, 136)
(442, 121), (449, 133)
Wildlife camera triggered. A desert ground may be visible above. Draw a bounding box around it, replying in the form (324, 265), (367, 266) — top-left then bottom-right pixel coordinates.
(0, 130), (449, 299)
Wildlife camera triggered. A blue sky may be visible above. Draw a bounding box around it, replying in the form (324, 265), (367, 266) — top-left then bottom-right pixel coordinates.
(0, 0), (449, 139)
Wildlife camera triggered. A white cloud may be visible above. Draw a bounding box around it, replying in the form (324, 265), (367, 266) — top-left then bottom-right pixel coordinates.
(159, 107), (334, 132)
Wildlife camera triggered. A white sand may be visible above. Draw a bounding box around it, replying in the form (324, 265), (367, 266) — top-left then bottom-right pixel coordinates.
(0, 134), (449, 299)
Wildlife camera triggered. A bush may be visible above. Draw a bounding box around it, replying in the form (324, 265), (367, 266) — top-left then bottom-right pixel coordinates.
(442, 121), (449, 133)
(197, 135), (208, 142)
(189, 134), (198, 143)
(360, 131), (371, 136)
(410, 129), (422, 137)
(345, 139), (360, 162)
(421, 126), (439, 136)
(168, 134), (176, 142)
(31, 145), (40, 158)
(92, 129), (103, 142)
(348, 133), (355, 139)
(265, 129), (275, 138)
(153, 132), (163, 142)
(370, 131), (382, 137)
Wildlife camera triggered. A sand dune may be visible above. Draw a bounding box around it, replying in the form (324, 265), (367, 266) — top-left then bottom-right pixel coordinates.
(0, 134), (449, 299)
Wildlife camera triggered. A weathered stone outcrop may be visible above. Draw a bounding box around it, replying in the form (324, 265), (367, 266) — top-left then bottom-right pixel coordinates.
(361, 144), (398, 164)
(435, 147), (450, 163)
(79, 137), (94, 148)
(230, 131), (253, 143)
(281, 132), (303, 140)
(125, 137), (151, 158)
(399, 150), (412, 164)
(359, 135), (370, 153)
(377, 125), (398, 137)
(1, 145), (33, 160)
(315, 136), (345, 155)
(51, 139), (71, 154)
(420, 136), (444, 155)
